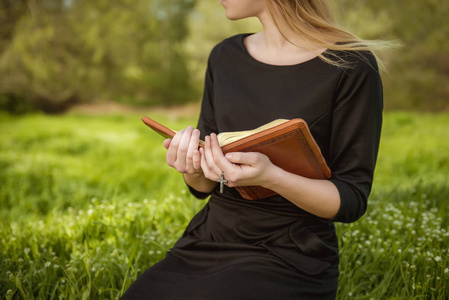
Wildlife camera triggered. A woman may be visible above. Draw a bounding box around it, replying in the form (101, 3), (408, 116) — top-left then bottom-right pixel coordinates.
(122, 0), (387, 299)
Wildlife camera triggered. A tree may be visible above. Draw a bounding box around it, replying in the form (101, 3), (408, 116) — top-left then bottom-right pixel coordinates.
(337, 0), (449, 110)
(184, 0), (261, 93)
(0, 0), (197, 113)
(186, 0), (449, 111)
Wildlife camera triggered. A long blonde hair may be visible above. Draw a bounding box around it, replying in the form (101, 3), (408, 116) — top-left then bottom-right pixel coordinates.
(266, 0), (394, 70)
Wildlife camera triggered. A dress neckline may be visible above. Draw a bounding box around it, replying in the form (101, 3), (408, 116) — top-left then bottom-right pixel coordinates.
(239, 33), (324, 68)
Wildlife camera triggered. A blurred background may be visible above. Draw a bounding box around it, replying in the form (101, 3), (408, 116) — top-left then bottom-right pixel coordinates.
(1, 1), (449, 298)
(0, 0), (448, 114)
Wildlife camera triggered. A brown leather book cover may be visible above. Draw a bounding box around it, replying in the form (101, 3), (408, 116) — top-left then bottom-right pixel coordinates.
(141, 116), (206, 146)
(141, 116), (177, 140)
(141, 116), (331, 200)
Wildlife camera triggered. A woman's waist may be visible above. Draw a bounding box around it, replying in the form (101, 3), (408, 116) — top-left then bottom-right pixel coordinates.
(213, 186), (318, 219)
(205, 190), (333, 243)
(179, 195), (339, 273)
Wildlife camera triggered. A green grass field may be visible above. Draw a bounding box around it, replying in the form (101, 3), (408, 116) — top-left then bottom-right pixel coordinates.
(1, 110), (448, 299)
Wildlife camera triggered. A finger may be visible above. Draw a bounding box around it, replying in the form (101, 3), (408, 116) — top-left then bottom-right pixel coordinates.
(225, 152), (260, 166)
(203, 136), (222, 178)
(163, 138), (171, 149)
(171, 126), (195, 172)
(166, 129), (184, 165)
(178, 126), (194, 160)
(186, 129), (201, 171)
(192, 149), (201, 171)
(187, 129), (201, 153)
(210, 133), (234, 172)
(200, 147), (214, 180)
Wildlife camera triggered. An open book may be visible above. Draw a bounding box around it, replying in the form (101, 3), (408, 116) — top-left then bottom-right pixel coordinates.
(141, 116), (331, 200)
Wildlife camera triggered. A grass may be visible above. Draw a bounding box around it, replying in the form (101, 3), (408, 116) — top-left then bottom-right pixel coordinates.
(0, 110), (448, 299)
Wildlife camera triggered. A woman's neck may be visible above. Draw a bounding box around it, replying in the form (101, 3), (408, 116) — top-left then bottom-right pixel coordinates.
(258, 12), (298, 51)
(244, 11), (324, 66)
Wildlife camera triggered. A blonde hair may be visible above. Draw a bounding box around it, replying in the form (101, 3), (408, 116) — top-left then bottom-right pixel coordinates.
(266, 0), (395, 71)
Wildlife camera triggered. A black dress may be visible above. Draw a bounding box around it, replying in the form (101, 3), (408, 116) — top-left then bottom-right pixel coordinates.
(121, 34), (383, 299)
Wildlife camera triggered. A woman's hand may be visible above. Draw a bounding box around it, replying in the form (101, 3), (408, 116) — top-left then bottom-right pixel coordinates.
(200, 133), (340, 218)
(200, 133), (277, 189)
(164, 126), (202, 174)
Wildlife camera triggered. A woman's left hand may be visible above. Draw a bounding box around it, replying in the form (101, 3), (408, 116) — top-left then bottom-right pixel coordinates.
(201, 134), (340, 219)
(200, 133), (277, 189)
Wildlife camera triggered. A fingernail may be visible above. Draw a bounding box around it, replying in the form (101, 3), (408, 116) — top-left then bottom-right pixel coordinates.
(225, 153), (232, 159)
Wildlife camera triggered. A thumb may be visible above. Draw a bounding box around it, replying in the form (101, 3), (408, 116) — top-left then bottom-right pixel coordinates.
(225, 152), (258, 165)
(163, 138), (171, 149)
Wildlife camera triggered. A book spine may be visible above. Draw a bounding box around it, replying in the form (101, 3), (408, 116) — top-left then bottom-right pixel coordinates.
(235, 186), (259, 200)
(252, 187), (277, 199)
(235, 186), (277, 200)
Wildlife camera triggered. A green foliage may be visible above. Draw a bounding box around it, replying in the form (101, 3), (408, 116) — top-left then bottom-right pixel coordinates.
(184, 0), (262, 92)
(0, 111), (196, 220)
(375, 112), (449, 188)
(1, 195), (203, 299)
(185, 0), (449, 111)
(337, 184), (449, 299)
(1, 0), (448, 112)
(0, 111), (448, 298)
(0, 0), (196, 112)
(335, 111), (449, 298)
(337, 0), (449, 111)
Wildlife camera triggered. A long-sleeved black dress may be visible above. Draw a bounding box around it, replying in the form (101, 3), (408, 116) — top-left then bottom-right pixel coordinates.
(121, 34), (383, 300)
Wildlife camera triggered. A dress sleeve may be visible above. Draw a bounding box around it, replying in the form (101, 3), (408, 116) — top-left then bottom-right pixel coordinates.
(186, 48), (219, 199)
(328, 53), (383, 223)
(196, 49), (219, 140)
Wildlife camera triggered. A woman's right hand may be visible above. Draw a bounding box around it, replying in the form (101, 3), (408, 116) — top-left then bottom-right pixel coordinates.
(164, 126), (202, 174)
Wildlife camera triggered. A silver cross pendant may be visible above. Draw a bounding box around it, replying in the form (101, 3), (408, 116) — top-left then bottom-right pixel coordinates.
(216, 172), (228, 193)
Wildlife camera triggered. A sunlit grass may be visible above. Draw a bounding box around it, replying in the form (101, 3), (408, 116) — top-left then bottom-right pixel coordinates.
(0, 112), (195, 220)
(0, 111), (448, 299)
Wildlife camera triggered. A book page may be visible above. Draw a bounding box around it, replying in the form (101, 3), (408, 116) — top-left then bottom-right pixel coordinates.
(217, 119), (289, 146)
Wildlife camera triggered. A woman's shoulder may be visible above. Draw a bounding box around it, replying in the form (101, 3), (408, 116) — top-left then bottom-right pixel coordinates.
(326, 47), (380, 74)
(208, 34), (248, 61)
(214, 33), (248, 49)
